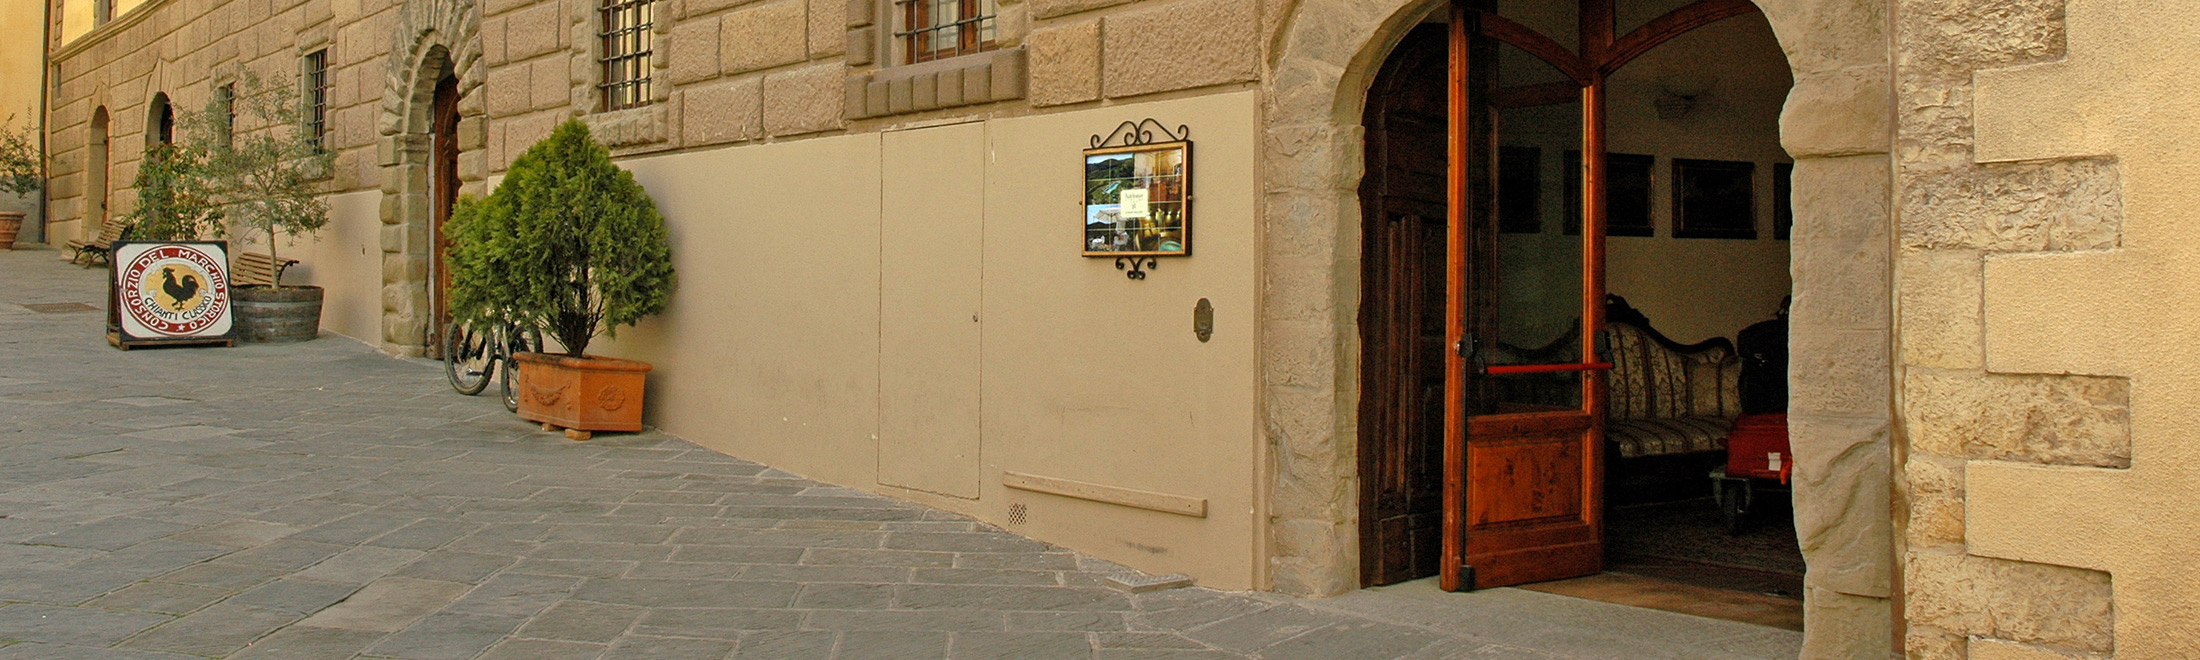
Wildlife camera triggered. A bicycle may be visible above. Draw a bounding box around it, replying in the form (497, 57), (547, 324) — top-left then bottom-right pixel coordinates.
(444, 319), (543, 412)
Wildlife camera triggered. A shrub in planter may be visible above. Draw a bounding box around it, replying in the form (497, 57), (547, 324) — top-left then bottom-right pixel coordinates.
(447, 120), (675, 438)
(195, 73), (336, 343)
(0, 115), (44, 249)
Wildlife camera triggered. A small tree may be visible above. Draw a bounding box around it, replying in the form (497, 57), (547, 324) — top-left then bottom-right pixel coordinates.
(446, 120), (675, 358)
(124, 142), (223, 241)
(196, 72), (334, 285)
(0, 115), (38, 197)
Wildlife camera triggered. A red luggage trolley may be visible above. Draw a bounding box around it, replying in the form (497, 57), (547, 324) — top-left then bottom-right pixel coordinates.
(1711, 413), (1791, 535)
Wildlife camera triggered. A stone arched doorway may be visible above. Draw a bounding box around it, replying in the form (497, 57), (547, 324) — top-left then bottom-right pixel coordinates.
(376, 0), (485, 355)
(1258, 0), (1894, 656)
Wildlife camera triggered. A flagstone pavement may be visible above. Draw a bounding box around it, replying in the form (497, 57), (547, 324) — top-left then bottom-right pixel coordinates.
(0, 248), (1802, 659)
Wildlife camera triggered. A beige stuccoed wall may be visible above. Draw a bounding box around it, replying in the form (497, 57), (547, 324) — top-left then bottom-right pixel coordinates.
(3, 0), (43, 236)
(308, 92), (1265, 588)
(1897, 0), (2200, 657)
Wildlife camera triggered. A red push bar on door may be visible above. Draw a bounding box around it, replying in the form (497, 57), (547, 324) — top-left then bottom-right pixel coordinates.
(1483, 362), (1613, 376)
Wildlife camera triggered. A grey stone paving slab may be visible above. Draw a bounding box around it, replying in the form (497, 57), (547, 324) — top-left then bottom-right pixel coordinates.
(0, 251), (1800, 659)
(0, 604), (171, 646)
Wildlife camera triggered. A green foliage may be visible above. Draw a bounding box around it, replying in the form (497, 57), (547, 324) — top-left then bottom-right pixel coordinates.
(124, 143), (224, 241)
(0, 115), (37, 197)
(446, 120), (676, 358)
(191, 72), (335, 286)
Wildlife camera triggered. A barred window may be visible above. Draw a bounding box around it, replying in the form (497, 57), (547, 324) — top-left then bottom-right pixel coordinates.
(304, 50), (330, 149)
(599, 0), (653, 111)
(897, 0), (997, 64)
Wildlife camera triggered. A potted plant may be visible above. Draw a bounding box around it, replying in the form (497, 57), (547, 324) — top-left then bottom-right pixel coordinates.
(0, 115), (41, 249)
(197, 73), (336, 343)
(446, 120), (675, 440)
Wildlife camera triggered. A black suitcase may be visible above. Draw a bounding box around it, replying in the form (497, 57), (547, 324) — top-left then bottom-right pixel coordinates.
(1736, 303), (1788, 415)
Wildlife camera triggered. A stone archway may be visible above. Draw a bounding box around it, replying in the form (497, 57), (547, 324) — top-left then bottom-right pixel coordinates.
(1256, 0), (1896, 657)
(376, 0), (485, 355)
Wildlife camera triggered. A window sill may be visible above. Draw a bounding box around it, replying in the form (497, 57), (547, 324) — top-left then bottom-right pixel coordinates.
(581, 104), (670, 148)
(845, 48), (1026, 119)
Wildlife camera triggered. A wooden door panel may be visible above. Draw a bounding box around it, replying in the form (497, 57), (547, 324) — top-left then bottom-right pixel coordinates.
(1359, 23), (1451, 588)
(1466, 437), (1582, 527)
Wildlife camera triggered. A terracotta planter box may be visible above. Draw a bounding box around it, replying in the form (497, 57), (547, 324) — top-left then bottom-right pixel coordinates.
(0, 211), (21, 250)
(512, 352), (652, 436)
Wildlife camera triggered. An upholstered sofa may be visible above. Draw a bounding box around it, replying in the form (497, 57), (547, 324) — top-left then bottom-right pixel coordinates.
(1604, 319), (1743, 459)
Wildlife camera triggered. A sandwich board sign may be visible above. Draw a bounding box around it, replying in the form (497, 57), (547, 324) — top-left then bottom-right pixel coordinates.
(109, 241), (236, 349)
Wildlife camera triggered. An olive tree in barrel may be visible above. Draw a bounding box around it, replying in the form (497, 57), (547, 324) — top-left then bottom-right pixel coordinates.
(199, 74), (335, 343)
(445, 120), (675, 440)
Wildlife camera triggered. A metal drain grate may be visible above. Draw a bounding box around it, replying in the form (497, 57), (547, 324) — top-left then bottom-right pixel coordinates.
(24, 302), (97, 314)
(1006, 502), (1028, 526)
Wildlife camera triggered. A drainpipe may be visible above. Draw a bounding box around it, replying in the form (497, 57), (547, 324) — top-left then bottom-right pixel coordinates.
(36, 0), (53, 245)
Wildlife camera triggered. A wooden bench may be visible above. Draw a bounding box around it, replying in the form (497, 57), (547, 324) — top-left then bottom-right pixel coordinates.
(233, 251), (299, 287)
(66, 218), (131, 266)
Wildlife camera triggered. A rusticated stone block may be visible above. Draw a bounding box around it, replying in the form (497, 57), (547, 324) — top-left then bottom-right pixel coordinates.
(809, 0), (845, 57)
(677, 78), (765, 145)
(485, 64), (529, 116)
(844, 26), (876, 66)
(505, 4), (562, 61)
(481, 14), (508, 65)
(720, 0), (807, 75)
(1903, 455), (1965, 548)
(1903, 371), (2130, 468)
(761, 63), (843, 136)
(1780, 67), (1889, 158)
(530, 57), (568, 110)
(687, 0), (762, 18)
(1102, 0), (1256, 98)
(1030, 0), (1126, 20)
(1788, 413), (1892, 600)
(1799, 586), (1893, 660)
(669, 18), (721, 84)
(1026, 19), (1098, 107)
(1904, 552), (2113, 653)
(1898, 158), (2122, 253)
(1898, 249), (1983, 370)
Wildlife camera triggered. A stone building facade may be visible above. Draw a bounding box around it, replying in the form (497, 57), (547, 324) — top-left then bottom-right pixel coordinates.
(35, 0), (2200, 655)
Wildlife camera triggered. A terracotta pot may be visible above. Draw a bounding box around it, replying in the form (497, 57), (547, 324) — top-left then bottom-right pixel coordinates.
(512, 352), (652, 435)
(0, 211), (21, 250)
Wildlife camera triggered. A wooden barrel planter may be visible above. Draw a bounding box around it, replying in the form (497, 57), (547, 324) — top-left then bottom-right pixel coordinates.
(233, 285), (323, 343)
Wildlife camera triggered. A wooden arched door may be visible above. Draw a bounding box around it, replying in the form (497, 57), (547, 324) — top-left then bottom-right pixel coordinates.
(429, 73), (460, 354)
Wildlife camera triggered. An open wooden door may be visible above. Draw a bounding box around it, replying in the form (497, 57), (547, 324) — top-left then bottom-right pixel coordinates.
(1438, 0), (1611, 592)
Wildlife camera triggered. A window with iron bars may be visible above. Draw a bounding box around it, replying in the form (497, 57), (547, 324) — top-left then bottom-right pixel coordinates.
(304, 50), (330, 149)
(599, 0), (654, 111)
(896, 0), (997, 65)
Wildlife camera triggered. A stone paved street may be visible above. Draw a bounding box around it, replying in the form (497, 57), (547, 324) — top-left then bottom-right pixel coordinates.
(0, 249), (1800, 659)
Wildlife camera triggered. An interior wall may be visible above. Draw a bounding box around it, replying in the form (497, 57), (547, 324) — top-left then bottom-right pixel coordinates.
(1495, 13), (1794, 347)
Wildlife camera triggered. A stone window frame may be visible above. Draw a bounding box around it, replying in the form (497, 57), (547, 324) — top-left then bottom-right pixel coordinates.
(568, 0), (672, 147)
(842, 0), (1026, 119)
(301, 48), (333, 151)
(293, 33), (338, 179)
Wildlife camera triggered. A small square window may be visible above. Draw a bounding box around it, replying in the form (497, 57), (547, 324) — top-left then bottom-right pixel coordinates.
(896, 0), (998, 64)
(303, 50), (330, 150)
(599, 0), (654, 111)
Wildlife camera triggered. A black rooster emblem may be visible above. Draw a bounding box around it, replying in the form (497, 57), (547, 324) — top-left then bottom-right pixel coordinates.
(160, 267), (201, 311)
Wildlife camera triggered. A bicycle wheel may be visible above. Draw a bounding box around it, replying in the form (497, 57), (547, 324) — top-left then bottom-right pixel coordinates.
(444, 324), (492, 395)
(499, 325), (539, 412)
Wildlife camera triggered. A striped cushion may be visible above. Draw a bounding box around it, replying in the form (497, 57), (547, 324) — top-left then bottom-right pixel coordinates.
(1608, 416), (1732, 458)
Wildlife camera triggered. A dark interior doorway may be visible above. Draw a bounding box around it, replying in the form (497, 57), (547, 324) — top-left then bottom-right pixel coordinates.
(429, 71), (460, 356)
(1355, 0), (1803, 618)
